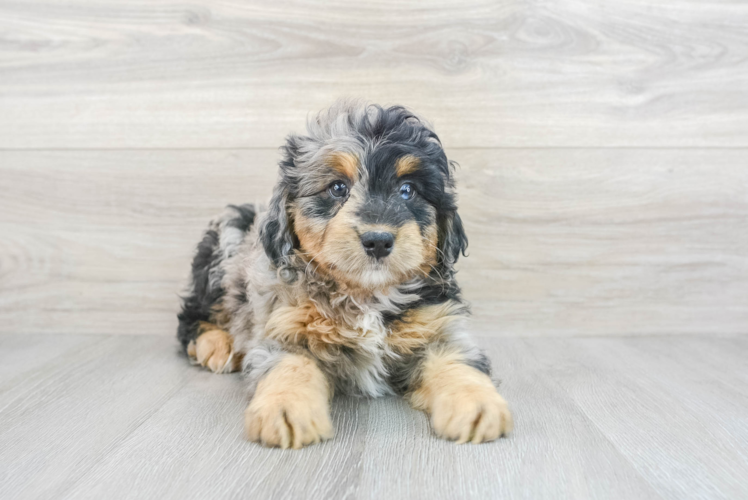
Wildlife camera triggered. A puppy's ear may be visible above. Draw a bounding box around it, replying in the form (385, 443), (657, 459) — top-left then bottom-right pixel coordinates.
(436, 157), (468, 267)
(259, 181), (295, 268)
(259, 135), (306, 268)
(438, 210), (468, 267)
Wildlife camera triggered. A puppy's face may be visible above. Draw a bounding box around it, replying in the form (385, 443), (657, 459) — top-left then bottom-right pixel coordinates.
(260, 103), (467, 292)
(290, 151), (440, 289)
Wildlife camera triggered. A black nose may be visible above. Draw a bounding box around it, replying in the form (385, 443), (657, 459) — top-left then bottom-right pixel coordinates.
(360, 231), (394, 259)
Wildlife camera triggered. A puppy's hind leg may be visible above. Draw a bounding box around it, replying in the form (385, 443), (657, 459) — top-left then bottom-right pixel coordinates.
(177, 204), (256, 373)
(187, 322), (242, 374)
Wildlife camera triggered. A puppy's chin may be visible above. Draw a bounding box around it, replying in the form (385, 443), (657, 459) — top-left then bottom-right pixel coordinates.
(318, 252), (416, 292)
(356, 261), (400, 289)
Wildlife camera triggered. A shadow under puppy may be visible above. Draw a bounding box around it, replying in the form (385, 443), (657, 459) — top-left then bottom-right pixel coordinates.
(177, 101), (513, 449)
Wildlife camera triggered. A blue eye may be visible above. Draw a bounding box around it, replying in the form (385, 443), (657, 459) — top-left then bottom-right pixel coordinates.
(328, 181), (349, 198)
(399, 183), (415, 200)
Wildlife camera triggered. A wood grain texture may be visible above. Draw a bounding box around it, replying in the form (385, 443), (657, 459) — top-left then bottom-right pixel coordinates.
(0, 335), (195, 499)
(0, 333), (103, 392)
(456, 149), (748, 336)
(1, 0), (748, 148)
(1, 149), (746, 336)
(525, 335), (748, 499)
(1, 333), (747, 499)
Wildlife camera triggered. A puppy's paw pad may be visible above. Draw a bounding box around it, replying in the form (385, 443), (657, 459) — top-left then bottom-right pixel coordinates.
(245, 398), (333, 449)
(431, 387), (512, 444)
(194, 329), (238, 373)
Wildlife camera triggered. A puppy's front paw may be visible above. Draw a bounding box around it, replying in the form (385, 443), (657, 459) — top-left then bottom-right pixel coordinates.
(244, 354), (333, 449)
(245, 395), (333, 449)
(430, 385), (513, 444)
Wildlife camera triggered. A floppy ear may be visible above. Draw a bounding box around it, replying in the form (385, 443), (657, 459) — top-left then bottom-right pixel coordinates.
(259, 134), (307, 268)
(438, 209), (468, 267)
(258, 181), (295, 268)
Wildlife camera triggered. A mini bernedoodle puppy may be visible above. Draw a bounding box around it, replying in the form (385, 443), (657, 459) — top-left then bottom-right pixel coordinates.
(177, 101), (513, 449)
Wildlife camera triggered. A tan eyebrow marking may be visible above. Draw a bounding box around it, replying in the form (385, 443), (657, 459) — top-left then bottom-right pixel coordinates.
(395, 155), (420, 177)
(328, 152), (359, 180)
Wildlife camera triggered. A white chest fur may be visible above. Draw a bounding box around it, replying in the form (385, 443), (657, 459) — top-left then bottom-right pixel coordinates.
(345, 309), (395, 397)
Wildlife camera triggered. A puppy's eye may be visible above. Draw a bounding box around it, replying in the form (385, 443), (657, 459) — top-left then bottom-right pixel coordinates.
(399, 182), (415, 200)
(328, 181), (349, 198)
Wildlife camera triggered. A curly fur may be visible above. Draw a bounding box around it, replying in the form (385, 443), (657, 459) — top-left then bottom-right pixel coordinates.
(177, 101), (511, 447)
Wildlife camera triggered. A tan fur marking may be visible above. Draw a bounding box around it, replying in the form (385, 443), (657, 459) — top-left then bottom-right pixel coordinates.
(265, 301), (361, 361)
(292, 207), (326, 257)
(186, 340), (197, 358)
(245, 354), (333, 449)
(392, 221), (428, 279)
(411, 349), (513, 444)
(193, 323), (241, 373)
(328, 152), (359, 180)
(395, 155), (420, 177)
(387, 301), (465, 355)
(420, 221), (439, 273)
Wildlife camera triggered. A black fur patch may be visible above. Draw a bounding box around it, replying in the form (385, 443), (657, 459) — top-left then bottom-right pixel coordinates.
(259, 181), (297, 268)
(386, 347), (428, 395)
(381, 270), (465, 326)
(299, 195), (337, 220)
(355, 195), (412, 227)
(386, 346), (491, 395)
(226, 204), (257, 232)
(176, 205), (256, 352)
(465, 351), (492, 377)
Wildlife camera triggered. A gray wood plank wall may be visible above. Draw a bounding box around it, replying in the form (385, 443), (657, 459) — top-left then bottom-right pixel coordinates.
(1, 0), (747, 337)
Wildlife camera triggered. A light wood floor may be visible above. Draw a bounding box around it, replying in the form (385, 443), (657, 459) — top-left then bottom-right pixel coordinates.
(1, 333), (746, 500)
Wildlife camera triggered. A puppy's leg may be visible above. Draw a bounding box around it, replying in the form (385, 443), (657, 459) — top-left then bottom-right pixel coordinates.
(186, 322), (242, 374)
(410, 348), (513, 444)
(245, 352), (333, 449)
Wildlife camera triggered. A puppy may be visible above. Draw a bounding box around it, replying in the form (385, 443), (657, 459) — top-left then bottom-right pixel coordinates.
(177, 101), (512, 449)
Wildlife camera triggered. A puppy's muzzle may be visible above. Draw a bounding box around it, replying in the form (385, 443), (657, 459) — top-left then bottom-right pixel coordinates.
(360, 231), (394, 259)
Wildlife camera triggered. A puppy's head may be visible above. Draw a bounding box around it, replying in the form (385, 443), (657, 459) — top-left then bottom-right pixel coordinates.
(260, 101), (467, 290)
